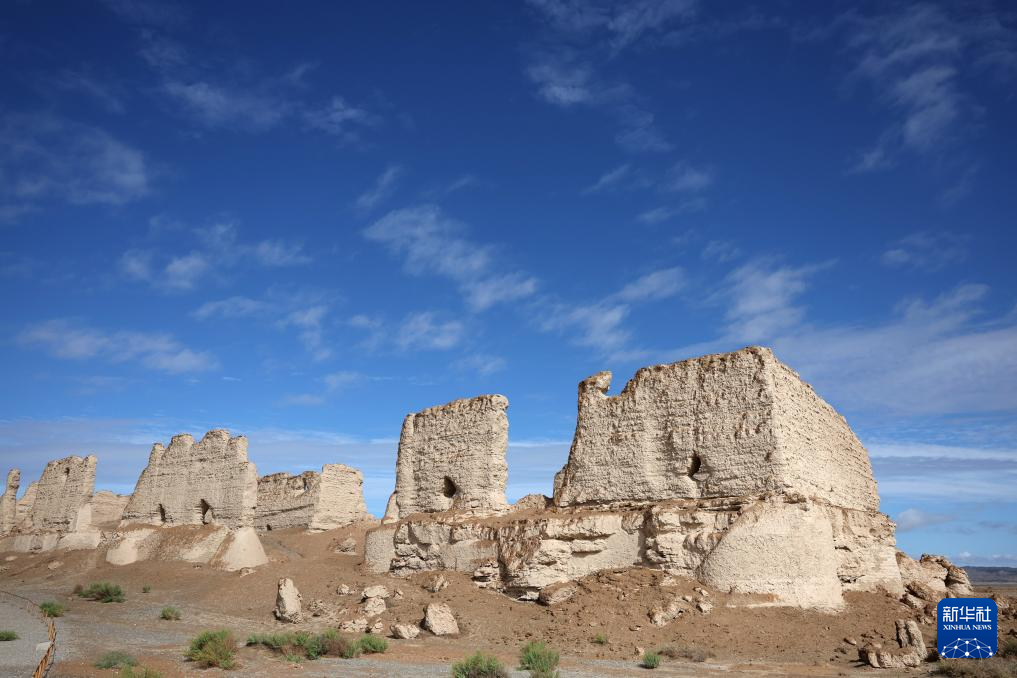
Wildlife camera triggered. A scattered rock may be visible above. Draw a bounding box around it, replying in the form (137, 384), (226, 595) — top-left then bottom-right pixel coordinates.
(340, 617), (368, 633)
(423, 602), (459, 636)
(363, 596), (386, 617)
(697, 600), (713, 614)
(274, 577), (302, 623)
(46, 560), (62, 570)
(424, 573), (448, 593)
(394, 588), (404, 600)
(335, 537), (358, 554)
(649, 596), (687, 627)
(538, 584), (577, 606)
(337, 584), (353, 595)
(392, 623), (420, 639)
(370, 620), (385, 635)
(860, 620), (926, 669)
(307, 599), (334, 618)
(238, 567), (255, 577)
(362, 585), (390, 600)
(473, 562), (501, 589)
(845, 638), (857, 646)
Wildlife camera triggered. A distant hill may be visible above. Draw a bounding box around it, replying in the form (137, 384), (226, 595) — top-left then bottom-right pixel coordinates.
(963, 566), (1017, 585)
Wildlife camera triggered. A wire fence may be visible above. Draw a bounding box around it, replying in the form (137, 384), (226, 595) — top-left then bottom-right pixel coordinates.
(0, 588), (57, 677)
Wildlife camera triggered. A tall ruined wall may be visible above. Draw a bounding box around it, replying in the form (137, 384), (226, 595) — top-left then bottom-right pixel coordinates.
(552, 347), (879, 511)
(256, 471), (318, 530)
(256, 464), (370, 531)
(28, 455), (97, 533)
(313, 464), (370, 530)
(385, 395), (509, 520)
(0, 469), (19, 536)
(122, 429), (258, 529)
(15, 481), (37, 530)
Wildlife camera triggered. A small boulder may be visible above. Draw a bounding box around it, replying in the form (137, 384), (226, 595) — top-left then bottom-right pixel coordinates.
(362, 585), (390, 600)
(337, 584), (353, 595)
(538, 584), (577, 606)
(335, 537), (357, 554)
(696, 600), (713, 614)
(370, 620), (385, 634)
(423, 603), (459, 636)
(340, 617), (368, 633)
(392, 623), (420, 639)
(363, 596), (387, 617)
(424, 573), (448, 593)
(274, 577), (302, 623)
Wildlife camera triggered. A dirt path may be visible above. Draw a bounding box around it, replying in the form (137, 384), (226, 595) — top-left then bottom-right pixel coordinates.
(0, 590), (51, 677)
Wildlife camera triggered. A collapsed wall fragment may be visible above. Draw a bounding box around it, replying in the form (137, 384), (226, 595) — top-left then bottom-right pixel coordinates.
(0, 469), (19, 536)
(110, 429), (266, 570)
(0, 455), (103, 552)
(255, 464), (371, 531)
(366, 347), (910, 610)
(383, 394), (509, 521)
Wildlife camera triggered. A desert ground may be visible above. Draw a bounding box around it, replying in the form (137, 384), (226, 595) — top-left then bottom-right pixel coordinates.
(2, 523), (1014, 678)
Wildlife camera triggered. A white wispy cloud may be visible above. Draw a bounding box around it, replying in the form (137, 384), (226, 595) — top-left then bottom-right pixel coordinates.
(0, 114), (150, 219)
(121, 220), (311, 292)
(364, 205), (539, 311)
(396, 311), (464, 351)
(17, 319), (217, 374)
(881, 230), (967, 271)
(454, 353), (508, 376)
(355, 165), (403, 213)
(664, 161), (714, 193)
(526, 0), (699, 52)
(895, 507), (956, 532)
(582, 164), (632, 194)
(839, 3), (1017, 175)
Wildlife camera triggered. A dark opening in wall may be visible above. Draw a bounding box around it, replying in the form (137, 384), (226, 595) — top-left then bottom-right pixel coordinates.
(442, 476), (457, 499)
(200, 499), (213, 524)
(157, 504), (167, 524)
(266, 524), (272, 531)
(688, 453), (702, 478)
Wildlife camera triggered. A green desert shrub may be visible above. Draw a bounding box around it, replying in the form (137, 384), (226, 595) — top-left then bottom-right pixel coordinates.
(999, 640), (1017, 658)
(641, 651), (661, 669)
(94, 650), (137, 669)
(591, 633), (607, 645)
(451, 652), (509, 678)
(142, 585), (151, 593)
(120, 668), (162, 678)
(160, 606), (181, 621)
(78, 581), (125, 603)
(935, 657), (1017, 677)
(0, 630), (18, 641)
(39, 601), (64, 617)
(186, 629), (237, 669)
(519, 640), (559, 677)
(357, 634), (388, 655)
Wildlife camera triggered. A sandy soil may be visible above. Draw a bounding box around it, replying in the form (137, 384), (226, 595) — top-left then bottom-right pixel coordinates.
(1, 525), (1014, 677)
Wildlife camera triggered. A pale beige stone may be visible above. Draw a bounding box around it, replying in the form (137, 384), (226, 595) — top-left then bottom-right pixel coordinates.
(392, 623), (420, 639)
(861, 620), (926, 669)
(538, 584), (577, 606)
(340, 617), (368, 633)
(385, 395), (509, 520)
(122, 430), (257, 529)
(0, 469), (18, 536)
(362, 585), (390, 599)
(362, 596), (386, 617)
(275, 577), (302, 623)
(897, 552), (972, 600)
(14, 481), (37, 530)
(553, 347), (879, 511)
(255, 464), (370, 532)
(423, 602), (459, 636)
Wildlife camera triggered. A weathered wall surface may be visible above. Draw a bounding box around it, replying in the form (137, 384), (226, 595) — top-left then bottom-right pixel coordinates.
(15, 481), (37, 530)
(256, 471), (317, 530)
(552, 347), (879, 511)
(122, 429), (258, 529)
(385, 395), (509, 520)
(0, 469), (18, 536)
(90, 491), (130, 528)
(28, 455), (97, 533)
(255, 464), (370, 531)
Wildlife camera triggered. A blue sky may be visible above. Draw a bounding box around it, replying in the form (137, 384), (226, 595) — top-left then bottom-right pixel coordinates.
(2, 1), (1015, 567)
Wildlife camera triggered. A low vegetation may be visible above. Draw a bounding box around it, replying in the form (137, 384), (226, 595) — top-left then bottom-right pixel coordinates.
(77, 581), (125, 603)
(120, 668), (162, 678)
(159, 606), (181, 621)
(246, 630), (387, 662)
(142, 585), (151, 593)
(518, 640), (560, 677)
(935, 657), (1017, 678)
(1000, 640), (1017, 659)
(658, 644), (708, 662)
(591, 633), (608, 645)
(451, 652), (509, 678)
(94, 650), (137, 669)
(186, 630), (237, 669)
(641, 651), (661, 669)
(39, 601), (64, 617)
(0, 631), (18, 641)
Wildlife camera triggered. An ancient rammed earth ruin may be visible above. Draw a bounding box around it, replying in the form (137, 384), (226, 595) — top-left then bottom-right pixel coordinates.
(0, 346), (971, 612)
